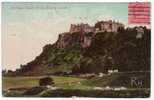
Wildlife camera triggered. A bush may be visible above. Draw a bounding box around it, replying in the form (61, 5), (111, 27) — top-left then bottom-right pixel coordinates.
(39, 77), (54, 86)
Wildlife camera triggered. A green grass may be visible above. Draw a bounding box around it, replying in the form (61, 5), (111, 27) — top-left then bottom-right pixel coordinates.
(2, 76), (88, 90)
(2, 72), (150, 97)
(2, 72), (150, 91)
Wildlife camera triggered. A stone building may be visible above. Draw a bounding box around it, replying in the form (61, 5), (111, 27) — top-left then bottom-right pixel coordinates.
(95, 20), (124, 33)
(136, 26), (145, 39)
(70, 23), (95, 34)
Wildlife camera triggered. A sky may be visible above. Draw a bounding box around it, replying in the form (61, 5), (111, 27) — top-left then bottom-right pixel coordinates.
(2, 2), (129, 70)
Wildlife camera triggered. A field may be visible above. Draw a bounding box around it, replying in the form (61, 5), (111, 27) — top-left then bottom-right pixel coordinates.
(2, 76), (90, 90)
(2, 72), (150, 97)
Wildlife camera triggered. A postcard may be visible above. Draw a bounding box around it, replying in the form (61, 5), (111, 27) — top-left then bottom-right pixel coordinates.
(2, 2), (151, 97)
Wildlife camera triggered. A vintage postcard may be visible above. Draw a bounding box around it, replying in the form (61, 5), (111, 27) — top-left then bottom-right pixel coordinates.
(2, 2), (151, 97)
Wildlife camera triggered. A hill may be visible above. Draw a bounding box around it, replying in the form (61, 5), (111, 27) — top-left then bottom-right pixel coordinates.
(4, 24), (151, 76)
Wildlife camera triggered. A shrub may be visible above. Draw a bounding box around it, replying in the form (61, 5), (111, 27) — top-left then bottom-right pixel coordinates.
(39, 77), (54, 86)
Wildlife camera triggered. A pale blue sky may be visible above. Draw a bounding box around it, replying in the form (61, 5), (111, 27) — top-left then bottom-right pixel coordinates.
(2, 2), (128, 70)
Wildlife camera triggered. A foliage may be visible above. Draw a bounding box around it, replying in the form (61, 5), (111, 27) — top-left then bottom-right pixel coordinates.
(39, 77), (54, 86)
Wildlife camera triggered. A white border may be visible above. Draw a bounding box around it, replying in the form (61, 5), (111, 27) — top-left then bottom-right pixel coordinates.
(0, 0), (153, 100)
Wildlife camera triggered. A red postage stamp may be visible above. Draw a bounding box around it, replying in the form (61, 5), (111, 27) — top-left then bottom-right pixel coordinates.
(128, 2), (150, 24)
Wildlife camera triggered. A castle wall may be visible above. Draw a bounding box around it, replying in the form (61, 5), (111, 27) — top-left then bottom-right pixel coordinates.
(95, 21), (124, 33)
(70, 23), (94, 34)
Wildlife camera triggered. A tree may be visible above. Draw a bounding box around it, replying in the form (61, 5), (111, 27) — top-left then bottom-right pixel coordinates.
(39, 77), (54, 86)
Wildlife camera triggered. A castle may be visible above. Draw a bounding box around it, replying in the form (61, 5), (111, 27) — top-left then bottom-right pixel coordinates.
(69, 20), (124, 34)
(70, 23), (95, 34)
(55, 20), (125, 48)
(95, 20), (124, 33)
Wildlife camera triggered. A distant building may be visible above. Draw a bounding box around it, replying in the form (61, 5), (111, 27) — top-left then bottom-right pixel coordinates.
(69, 23), (95, 45)
(136, 26), (145, 39)
(108, 69), (118, 74)
(70, 20), (124, 34)
(70, 23), (95, 34)
(95, 20), (124, 33)
(98, 72), (104, 77)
